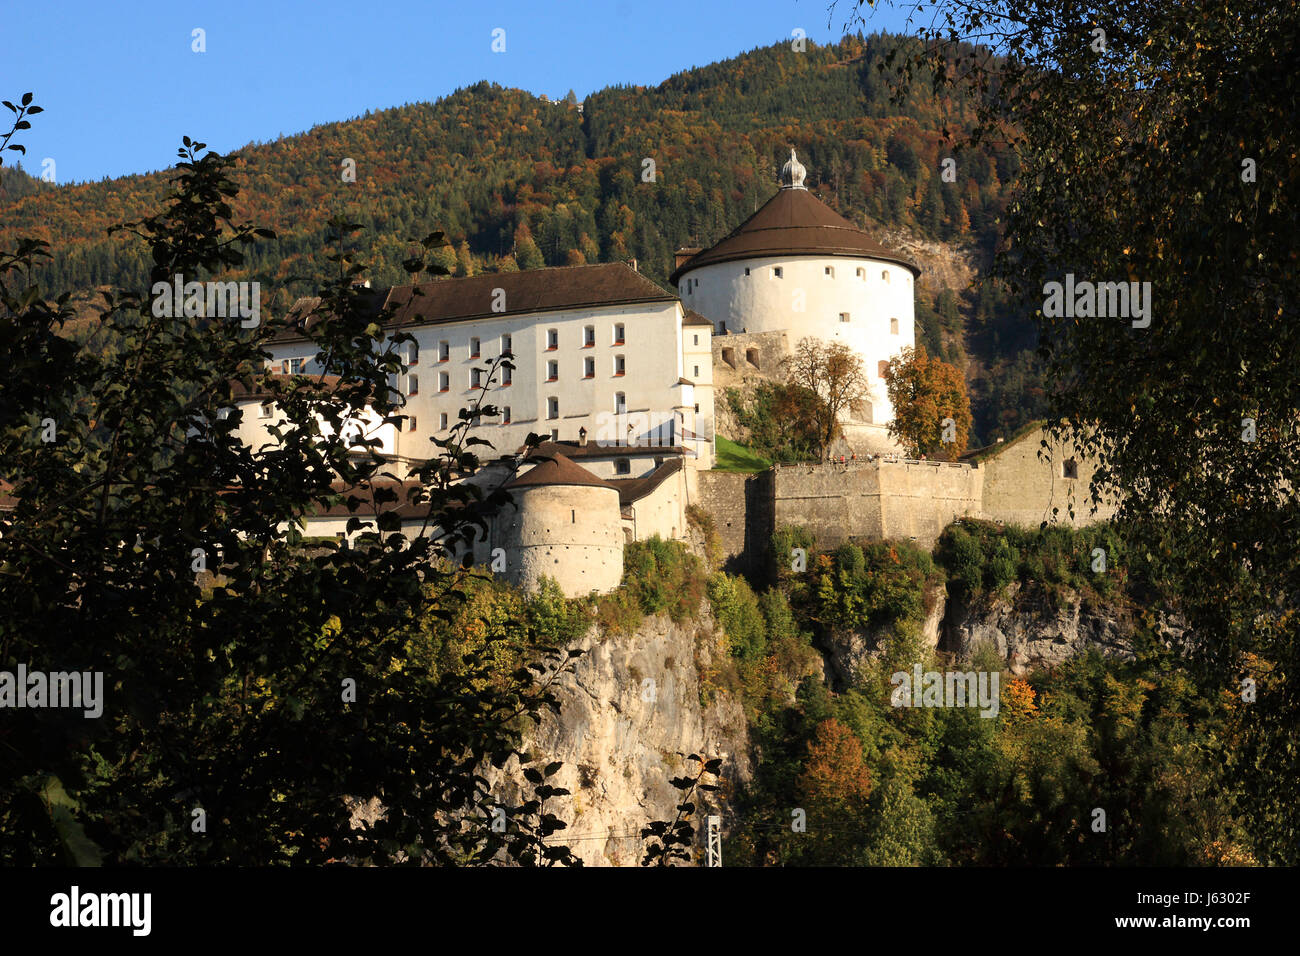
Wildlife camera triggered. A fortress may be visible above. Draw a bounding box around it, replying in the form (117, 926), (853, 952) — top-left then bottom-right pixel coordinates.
(241, 151), (1115, 595)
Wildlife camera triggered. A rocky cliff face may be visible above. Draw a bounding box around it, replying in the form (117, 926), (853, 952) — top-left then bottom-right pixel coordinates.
(941, 582), (1137, 674)
(502, 578), (1153, 864)
(499, 607), (752, 866)
(820, 580), (1144, 686)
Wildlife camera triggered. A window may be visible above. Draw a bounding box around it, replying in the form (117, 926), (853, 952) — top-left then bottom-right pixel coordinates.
(584, 357), (595, 378)
(502, 406), (512, 424)
(825, 266), (834, 278)
(470, 337), (480, 358)
(694, 403), (700, 413)
(856, 267), (866, 279)
(614, 323), (625, 344)
(406, 374), (419, 396)
(839, 312), (850, 323)
(406, 415), (417, 432)
(550, 429), (559, 442)
(439, 412), (448, 430)
(614, 355), (625, 376)
(745, 349), (759, 369)
(501, 333), (512, 356)
(692, 334), (699, 346)
(280, 360), (289, 373)
(438, 372), (449, 392)
(615, 458), (631, 475)
(882, 270), (890, 283)
(878, 360), (889, 378)
(546, 329), (558, 350)
(1062, 459), (1079, 480)
(547, 360), (558, 382)
(615, 392), (626, 414)
(547, 397), (559, 420)
(289, 357), (303, 374)
(259, 402), (272, 419)
(890, 317), (899, 335)
(502, 365), (512, 386)
(407, 341), (419, 366)
(471, 368), (484, 389)
(693, 365), (700, 377)
(772, 267), (783, 279)
(583, 326), (595, 347)
(744, 267), (751, 276)
(438, 340), (449, 362)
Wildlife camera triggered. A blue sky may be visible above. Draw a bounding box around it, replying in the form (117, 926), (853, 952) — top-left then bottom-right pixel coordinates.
(2, 0), (918, 184)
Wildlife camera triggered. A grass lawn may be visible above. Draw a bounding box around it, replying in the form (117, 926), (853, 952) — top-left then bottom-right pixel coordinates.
(713, 436), (771, 473)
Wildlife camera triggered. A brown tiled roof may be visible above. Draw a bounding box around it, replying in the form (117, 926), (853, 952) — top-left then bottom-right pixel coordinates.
(311, 480), (430, 519)
(506, 452), (617, 490)
(274, 263), (676, 344)
(683, 309), (713, 327)
(515, 440), (691, 460)
(607, 457), (683, 506)
(669, 187), (920, 283)
(230, 373), (350, 401)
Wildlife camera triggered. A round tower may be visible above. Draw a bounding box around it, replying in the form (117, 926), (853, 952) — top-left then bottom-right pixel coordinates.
(498, 452), (624, 596)
(671, 149), (920, 437)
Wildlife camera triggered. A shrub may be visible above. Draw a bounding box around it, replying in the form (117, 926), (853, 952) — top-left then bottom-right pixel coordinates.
(708, 572), (767, 661)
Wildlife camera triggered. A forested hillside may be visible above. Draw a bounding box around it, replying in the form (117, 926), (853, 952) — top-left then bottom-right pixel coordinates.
(0, 34), (1043, 443)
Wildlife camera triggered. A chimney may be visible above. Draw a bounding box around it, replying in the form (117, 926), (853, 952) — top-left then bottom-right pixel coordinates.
(629, 257), (638, 273)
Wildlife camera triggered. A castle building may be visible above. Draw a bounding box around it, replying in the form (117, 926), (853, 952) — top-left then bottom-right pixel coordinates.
(219, 149), (1113, 598)
(250, 262), (716, 477)
(671, 149), (919, 452)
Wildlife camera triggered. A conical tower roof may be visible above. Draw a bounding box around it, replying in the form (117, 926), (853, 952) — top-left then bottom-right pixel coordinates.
(505, 452), (616, 490)
(670, 150), (919, 283)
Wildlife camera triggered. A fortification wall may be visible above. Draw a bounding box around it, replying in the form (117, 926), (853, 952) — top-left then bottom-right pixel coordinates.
(770, 459), (982, 549)
(710, 330), (789, 391)
(875, 460), (983, 545)
(696, 470), (772, 575)
(980, 426), (1118, 529)
(627, 467), (689, 542)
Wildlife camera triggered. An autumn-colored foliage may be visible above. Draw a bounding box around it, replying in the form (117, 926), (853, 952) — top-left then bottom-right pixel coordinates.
(882, 344), (972, 459)
(796, 717), (873, 812)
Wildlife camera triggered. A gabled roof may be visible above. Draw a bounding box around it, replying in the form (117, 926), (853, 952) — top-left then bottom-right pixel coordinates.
(274, 262), (676, 344)
(608, 457), (683, 507)
(506, 452), (617, 491)
(670, 187), (920, 283)
(230, 373), (351, 401)
(515, 440), (691, 460)
(683, 309), (714, 327)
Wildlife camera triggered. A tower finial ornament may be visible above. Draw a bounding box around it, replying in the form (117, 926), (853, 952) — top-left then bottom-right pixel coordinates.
(780, 148), (807, 189)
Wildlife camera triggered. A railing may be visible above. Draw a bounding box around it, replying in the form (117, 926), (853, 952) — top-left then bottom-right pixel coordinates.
(771, 455), (977, 470)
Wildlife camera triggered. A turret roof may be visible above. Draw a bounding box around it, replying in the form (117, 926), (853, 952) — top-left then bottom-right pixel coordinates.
(670, 151), (920, 283)
(505, 452), (617, 490)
